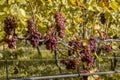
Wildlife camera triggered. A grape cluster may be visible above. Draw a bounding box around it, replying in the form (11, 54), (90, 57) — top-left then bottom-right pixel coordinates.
(4, 36), (17, 49)
(4, 17), (17, 35)
(55, 12), (66, 38)
(29, 32), (41, 47)
(80, 49), (94, 67)
(68, 40), (81, 56)
(26, 19), (41, 47)
(61, 59), (79, 70)
(89, 37), (97, 53)
(100, 13), (107, 25)
(4, 17), (18, 49)
(44, 31), (58, 51)
(101, 45), (112, 53)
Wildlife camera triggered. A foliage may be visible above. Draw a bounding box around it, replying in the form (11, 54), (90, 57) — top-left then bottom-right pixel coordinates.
(0, 0), (120, 80)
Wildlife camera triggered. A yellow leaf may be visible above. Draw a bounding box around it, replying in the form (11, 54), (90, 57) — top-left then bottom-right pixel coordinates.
(38, 23), (44, 28)
(35, 14), (43, 21)
(0, 12), (5, 15)
(70, 0), (77, 6)
(90, 68), (98, 73)
(94, 52), (103, 61)
(16, 0), (21, 2)
(77, 18), (84, 23)
(110, 1), (119, 11)
(48, 0), (52, 2)
(40, 0), (44, 3)
(8, 0), (15, 4)
(16, 0), (26, 4)
(0, 0), (6, 5)
(66, 28), (71, 34)
(19, 8), (26, 17)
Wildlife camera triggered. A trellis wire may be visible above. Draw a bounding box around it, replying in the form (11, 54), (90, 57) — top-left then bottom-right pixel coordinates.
(0, 56), (119, 62)
(10, 70), (120, 80)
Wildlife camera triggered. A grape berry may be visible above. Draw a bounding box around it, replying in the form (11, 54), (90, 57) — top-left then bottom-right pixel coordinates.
(4, 36), (17, 49)
(68, 40), (81, 56)
(61, 59), (79, 70)
(4, 16), (18, 49)
(101, 45), (112, 53)
(26, 19), (41, 47)
(80, 49), (94, 67)
(89, 37), (97, 53)
(4, 16), (17, 35)
(55, 12), (66, 38)
(44, 30), (58, 51)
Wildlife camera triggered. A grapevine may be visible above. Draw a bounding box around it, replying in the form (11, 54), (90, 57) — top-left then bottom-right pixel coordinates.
(0, 0), (119, 80)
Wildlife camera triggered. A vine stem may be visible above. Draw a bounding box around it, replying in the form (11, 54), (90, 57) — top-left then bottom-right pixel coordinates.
(37, 46), (42, 56)
(54, 50), (62, 73)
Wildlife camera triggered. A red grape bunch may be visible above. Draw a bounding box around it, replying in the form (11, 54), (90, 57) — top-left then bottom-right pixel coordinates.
(80, 49), (95, 68)
(44, 30), (58, 51)
(61, 59), (79, 70)
(55, 12), (66, 38)
(26, 19), (41, 47)
(89, 37), (97, 53)
(4, 36), (17, 49)
(101, 45), (112, 53)
(4, 16), (18, 49)
(4, 17), (17, 35)
(68, 40), (81, 56)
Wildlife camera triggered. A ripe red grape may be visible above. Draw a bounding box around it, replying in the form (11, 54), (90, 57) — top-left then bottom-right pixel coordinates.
(44, 31), (58, 51)
(80, 49), (94, 67)
(61, 59), (79, 70)
(68, 40), (81, 56)
(26, 19), (41, 47)
(101, 45), (112, 53)
(4, 16), (17, 35)
(4, 36), (17, 49)
(89, 37), (97, 53)
(55, 12), (66, 38)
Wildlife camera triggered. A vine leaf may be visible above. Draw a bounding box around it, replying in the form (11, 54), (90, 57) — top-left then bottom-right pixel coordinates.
(8, 0), (15, 5)
(19, 8), (26, 17)
(94, 52), (103, 62)
(0, 0), (6, 5)
(110, 1), (119, 11)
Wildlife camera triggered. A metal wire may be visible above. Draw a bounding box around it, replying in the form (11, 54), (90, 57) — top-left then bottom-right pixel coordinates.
(10, 70), (120, 80)
(0, 57), (120, 62)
